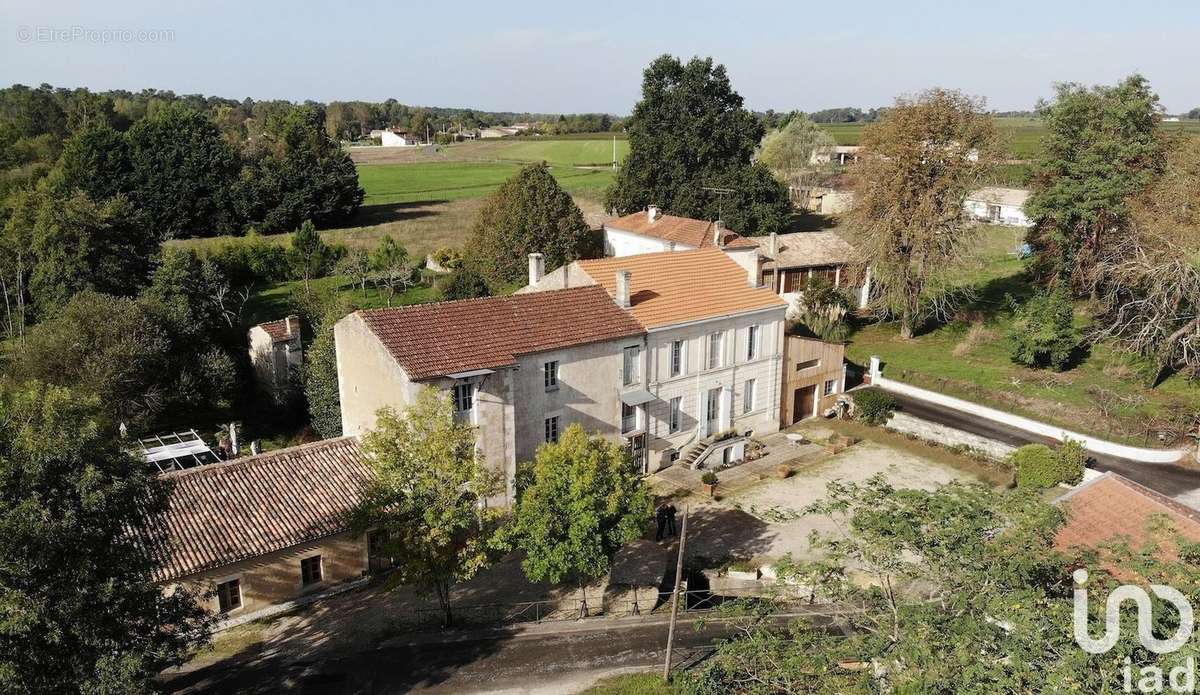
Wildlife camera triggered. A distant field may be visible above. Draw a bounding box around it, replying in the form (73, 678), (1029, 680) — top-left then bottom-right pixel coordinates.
(356, 161), (614, 206)
(443, 138), (629, 167)
(820, 117), (1200, 161)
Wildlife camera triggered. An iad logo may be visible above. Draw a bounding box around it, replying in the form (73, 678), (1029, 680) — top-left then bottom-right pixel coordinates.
(1073, 569), (1197, 693)
(1073, 568), (1193, 655)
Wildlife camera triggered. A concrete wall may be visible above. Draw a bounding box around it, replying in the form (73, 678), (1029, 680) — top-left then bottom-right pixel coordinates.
(886, 411), (1016, 461)
(780, 336), (845, 426)
(335, 313), (420, 438)
(964, 199), (1032, 227)
(177, 532), (367, 621)
(603, 227), (677, 257)
(640, 308), (786, 469)
(512, 341), (626, 464)
(868, 357), (1187, 463)
(248, 327), (302, 395)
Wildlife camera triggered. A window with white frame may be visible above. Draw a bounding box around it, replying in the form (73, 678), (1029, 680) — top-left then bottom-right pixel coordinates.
(543, 361), (559, 391)
(622, 346), (640, 385)
(747, 325), (760, 361)
(668, 396), (682, 433)
(707, 332), (723, 370)
(544, 415), (560, 443)
(743, 379), (756, 414)
(824, 378), (837, 396)
(216, 578), (242, 613)
(669, 340), (684, 377)
(452, 382), (474, 421)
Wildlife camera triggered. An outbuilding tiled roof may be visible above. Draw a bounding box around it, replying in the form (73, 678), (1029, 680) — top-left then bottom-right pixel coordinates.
(753, 231), (859, 270)
(255, 315), (300, 342)
(357, 286), (644, 380)
(142, 437), (371, 582)
(577, 249), (786, 329)
(1055, 472), (1200, 562)
(605, 211), (757, 250)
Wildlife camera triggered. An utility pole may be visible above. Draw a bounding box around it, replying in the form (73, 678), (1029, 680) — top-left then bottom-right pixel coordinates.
(612, 135), (617, 170)
(662, 505), (689, 682)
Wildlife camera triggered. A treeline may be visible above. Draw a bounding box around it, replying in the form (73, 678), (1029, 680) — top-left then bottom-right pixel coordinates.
(326, 101), (621, 140)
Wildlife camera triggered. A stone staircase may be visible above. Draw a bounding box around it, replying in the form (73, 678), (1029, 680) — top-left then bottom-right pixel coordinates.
(680, 440), (713, 470)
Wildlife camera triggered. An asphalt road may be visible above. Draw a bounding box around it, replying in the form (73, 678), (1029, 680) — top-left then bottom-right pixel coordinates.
(888, 391), (1200, 500)
(163, 614), (828, 695)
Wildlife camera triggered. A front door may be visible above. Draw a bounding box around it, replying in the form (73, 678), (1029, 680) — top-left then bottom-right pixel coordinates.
(705, 387), (722, 436)
(792, 385), (816, 424)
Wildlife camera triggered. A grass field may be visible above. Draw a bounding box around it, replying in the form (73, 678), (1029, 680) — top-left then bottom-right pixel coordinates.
(356, 161), (614, 206)
(820, 117), (1200, 161)
(844, 225), (1200, 446)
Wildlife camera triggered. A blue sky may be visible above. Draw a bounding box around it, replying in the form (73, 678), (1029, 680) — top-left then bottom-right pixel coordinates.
(2, 0), (1198, 114)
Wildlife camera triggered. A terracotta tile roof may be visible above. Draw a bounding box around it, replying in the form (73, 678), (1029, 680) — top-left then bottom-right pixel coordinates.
(605, 211), (757, 250)
(141, 437), (371, 582)
(1055, 473), (1200, 564)
(752, 231), (859, 269)
(256, 315), (300, 342)
(576, 249), (786, 329)
(356, 286), (644, 380)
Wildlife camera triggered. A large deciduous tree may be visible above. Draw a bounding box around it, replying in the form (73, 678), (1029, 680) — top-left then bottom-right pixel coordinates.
(1093, 137), (1200, 384)
(125, 102), (241, 238)
(235, 105), (363, 233)
(503, 424), (652, 613)
(604, 55), (792, 235)
(846, 88), (1001, 338)
(757, 114), (837, 186)
(1025, 75), (1165, 291)
(349, 389), (504, 626)
(682, 476), (1194, 694)
(463, 162), (591, 291)
(0, 381), (210, 692)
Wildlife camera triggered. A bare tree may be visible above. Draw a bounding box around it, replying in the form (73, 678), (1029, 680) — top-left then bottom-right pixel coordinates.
(1093, 138), (1200, 384)
(337, 248), (372, 298)
(846, 89), (1002, 338)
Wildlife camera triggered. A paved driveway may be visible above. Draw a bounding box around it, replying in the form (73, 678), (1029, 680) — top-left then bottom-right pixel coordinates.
(887, 391), (1200, 507)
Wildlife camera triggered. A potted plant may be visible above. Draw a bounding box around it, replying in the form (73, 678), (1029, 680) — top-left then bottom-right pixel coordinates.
(701, 470), (719, 497)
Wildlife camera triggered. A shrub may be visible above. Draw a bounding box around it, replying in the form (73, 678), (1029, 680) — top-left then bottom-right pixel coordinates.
(437, 266), (491, 301)
(1008, 289), (1081, 371)
(701, 471), (719, 486)
(1010, 442), (1085, 488)
(852, 388), (897, 425)
(430, 246), (462, 270)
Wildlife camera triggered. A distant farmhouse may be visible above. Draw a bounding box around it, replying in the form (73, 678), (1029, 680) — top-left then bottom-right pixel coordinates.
(380, 128), (421, 147)
(964, 187), (1032, 227)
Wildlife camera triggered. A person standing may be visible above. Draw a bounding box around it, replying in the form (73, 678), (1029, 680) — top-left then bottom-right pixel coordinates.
(655, 503), (667, 542)
(667, 503), (678, 537)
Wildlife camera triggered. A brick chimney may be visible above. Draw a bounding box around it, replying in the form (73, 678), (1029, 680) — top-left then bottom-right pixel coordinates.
(285, 315), (293, 336)
(769, 232), (778, 256)
(713, 220), (724, 247)
(615, 270), (632, 309)
(647, 205), (661, 222)
(528, 252), (545, 286)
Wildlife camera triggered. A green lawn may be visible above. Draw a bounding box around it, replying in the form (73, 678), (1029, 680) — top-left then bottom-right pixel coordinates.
(357, 161), (614, 206)
(243, 274), (438, 327)
(580, 673), (675, 695)
(443, 137), (629, 167)
(845, 225), (1200, 447)
(820, 117), (1200, 162)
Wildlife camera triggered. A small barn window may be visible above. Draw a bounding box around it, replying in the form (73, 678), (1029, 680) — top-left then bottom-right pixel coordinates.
(301, 555), (323, 586)
(217, 578), (242, 613)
